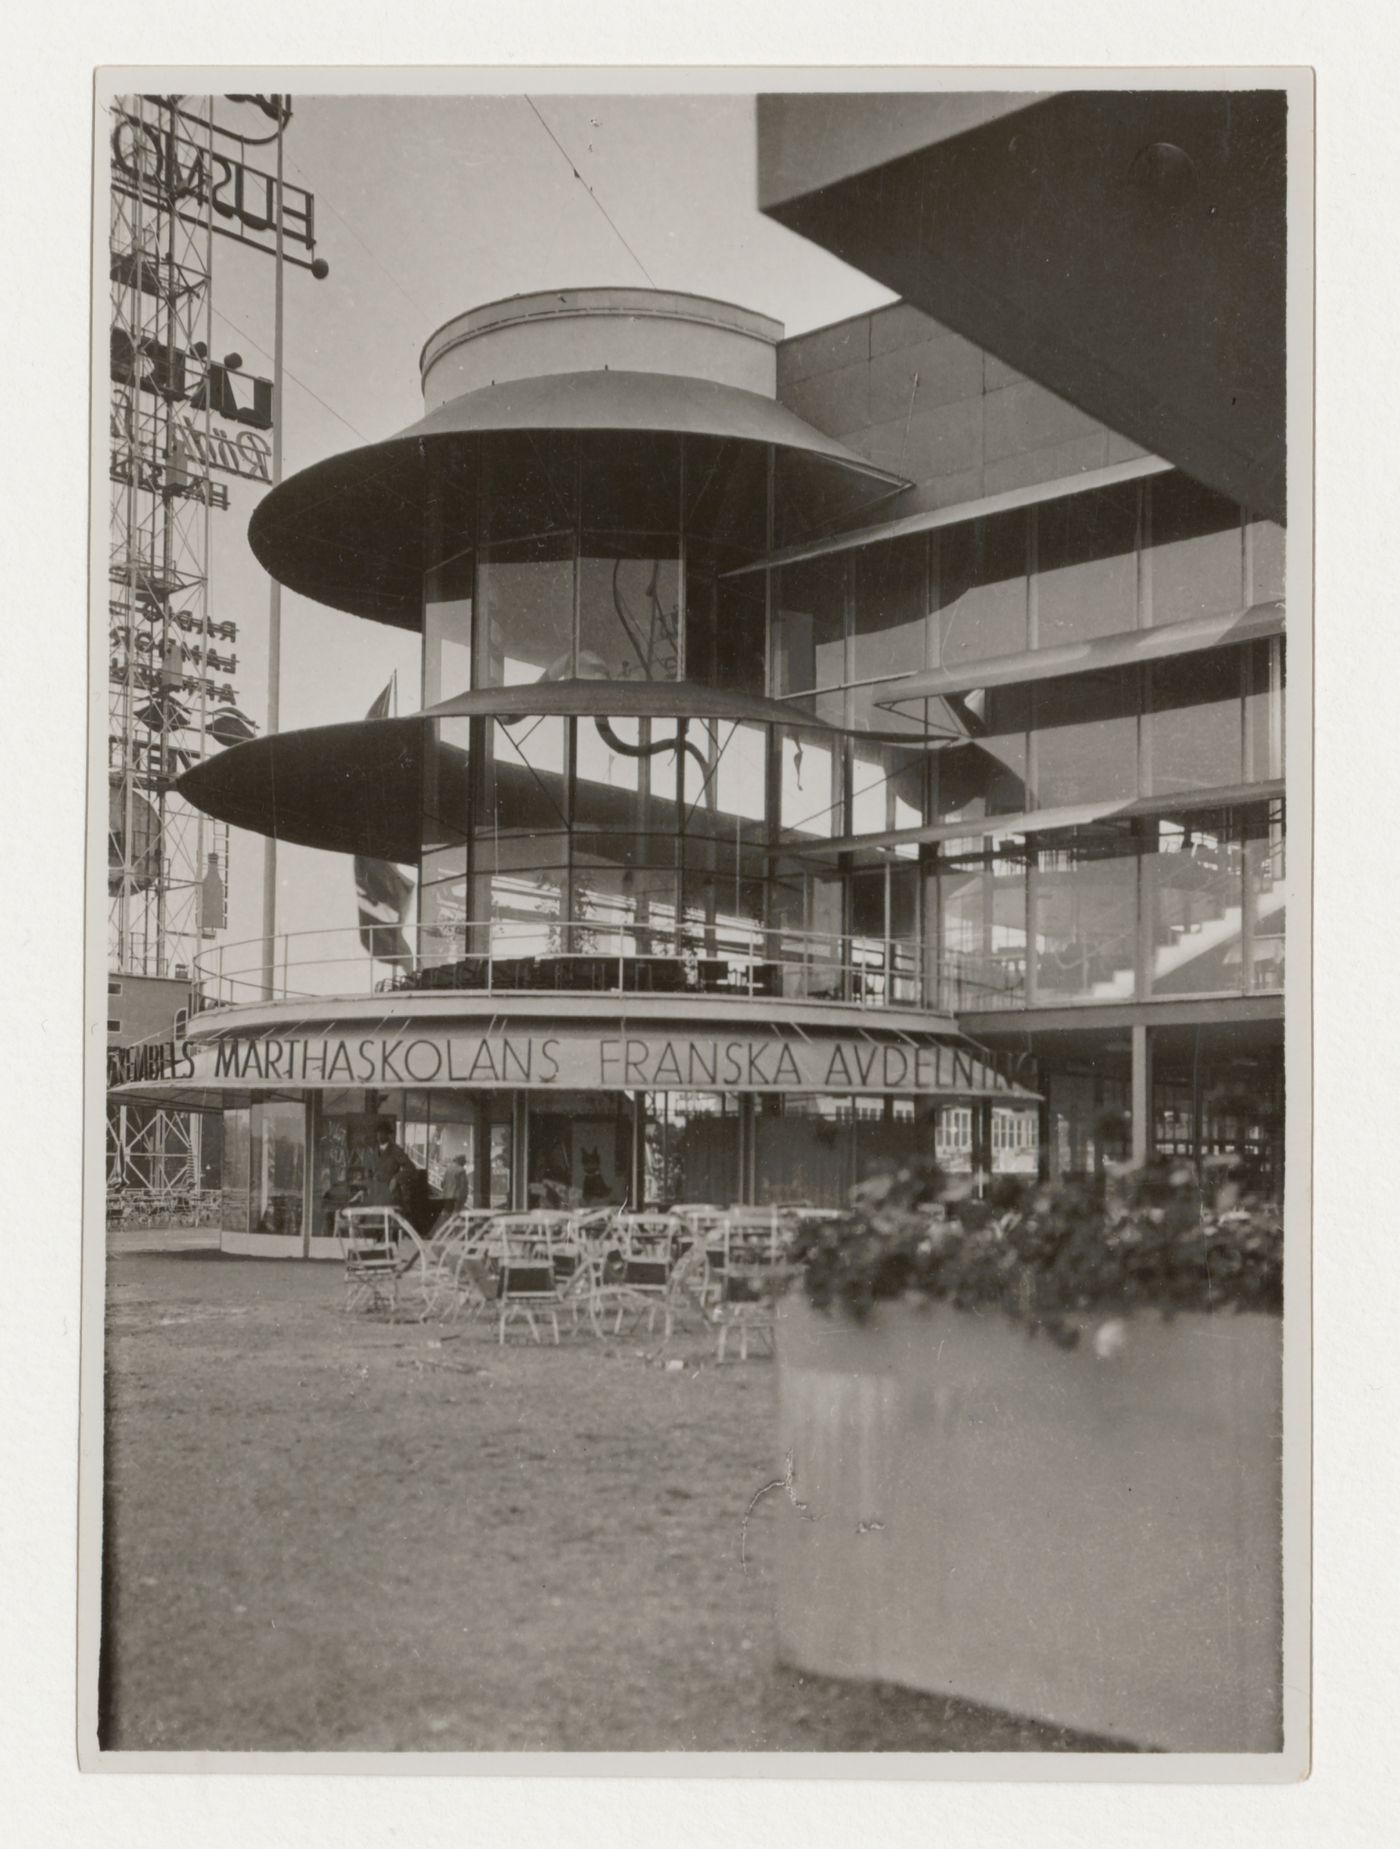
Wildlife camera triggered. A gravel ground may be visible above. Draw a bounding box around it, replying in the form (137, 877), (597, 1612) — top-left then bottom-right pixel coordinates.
(100, 1247), (1129, 1754)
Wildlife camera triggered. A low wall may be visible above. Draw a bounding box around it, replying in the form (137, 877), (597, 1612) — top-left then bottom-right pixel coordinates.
(774, 1296), (1283, 1752)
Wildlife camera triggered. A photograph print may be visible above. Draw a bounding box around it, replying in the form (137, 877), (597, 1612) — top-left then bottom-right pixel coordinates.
(92, 76), (1305, 1765)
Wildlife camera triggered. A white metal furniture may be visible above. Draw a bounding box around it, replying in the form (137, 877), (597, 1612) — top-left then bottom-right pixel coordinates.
(335, 1205), (430, 1317)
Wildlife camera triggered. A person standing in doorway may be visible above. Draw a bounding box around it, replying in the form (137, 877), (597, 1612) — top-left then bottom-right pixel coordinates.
(432, 1151), (472, 1231)
(364, 1121), (415, 1219)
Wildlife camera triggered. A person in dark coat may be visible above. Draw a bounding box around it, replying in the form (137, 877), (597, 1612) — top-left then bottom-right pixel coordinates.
(364, 1123), (415, 1214)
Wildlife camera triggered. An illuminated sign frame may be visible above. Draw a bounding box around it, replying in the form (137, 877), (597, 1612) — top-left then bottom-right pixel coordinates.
(110, 108), (319, 269)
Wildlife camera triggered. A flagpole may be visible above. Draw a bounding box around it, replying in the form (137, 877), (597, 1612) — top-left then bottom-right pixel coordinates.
(260, 101), (287, 1001)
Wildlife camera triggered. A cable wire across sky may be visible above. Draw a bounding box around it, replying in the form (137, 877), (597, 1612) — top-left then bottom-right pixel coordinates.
(523, 97), (657, 288)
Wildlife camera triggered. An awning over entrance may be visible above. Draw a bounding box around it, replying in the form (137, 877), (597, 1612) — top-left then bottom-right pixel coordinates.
(168, 1016), (1038, 1103)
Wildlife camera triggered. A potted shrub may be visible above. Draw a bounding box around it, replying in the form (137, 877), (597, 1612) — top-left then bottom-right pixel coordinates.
(775, 1160), (1284, 1753)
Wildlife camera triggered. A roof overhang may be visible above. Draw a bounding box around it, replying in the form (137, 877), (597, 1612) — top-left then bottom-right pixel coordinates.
(874, 600), (1285, 711)
(247, 370), (909, 625)
(812, 777), (1285, 859)
(175, 681), (839, 862)
(758, 89), (1287, 522)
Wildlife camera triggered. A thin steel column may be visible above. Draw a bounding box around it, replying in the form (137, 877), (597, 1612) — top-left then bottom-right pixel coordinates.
(260, 113), (286, 999)
(1131, 1021), (1153, 1167)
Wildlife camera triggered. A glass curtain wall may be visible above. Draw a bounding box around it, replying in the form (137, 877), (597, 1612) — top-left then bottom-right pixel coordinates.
(249, 1099), (305, 1238)
(415, 708), (924, 983)
(931, 802), (1285, 1010)
(421, 432), (771, 709)
(753, 1094), (921, 1207)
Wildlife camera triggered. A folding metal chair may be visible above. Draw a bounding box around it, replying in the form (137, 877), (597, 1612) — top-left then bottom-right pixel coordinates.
(488, 1213), (566, 1344)
(421, 1207), (498, 1320)
(713, 1208), (793, 1361)
(336, 1206), (429, 1318)
(591, 1213), (691, 1341)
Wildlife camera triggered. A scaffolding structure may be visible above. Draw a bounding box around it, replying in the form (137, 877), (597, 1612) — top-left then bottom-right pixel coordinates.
(105, 92), (323, 1208)
(107, 94), (230, 1200)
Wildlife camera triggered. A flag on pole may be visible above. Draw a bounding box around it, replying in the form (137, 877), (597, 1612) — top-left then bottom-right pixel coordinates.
(353, 681), (414, 962)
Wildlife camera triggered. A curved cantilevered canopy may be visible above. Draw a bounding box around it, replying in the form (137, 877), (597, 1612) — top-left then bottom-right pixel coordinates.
(176, 680), (840, 864)
(248, 370), (909, 626)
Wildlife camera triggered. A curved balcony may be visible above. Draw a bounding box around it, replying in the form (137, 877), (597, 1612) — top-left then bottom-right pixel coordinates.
(191, 917), (1017, 1018)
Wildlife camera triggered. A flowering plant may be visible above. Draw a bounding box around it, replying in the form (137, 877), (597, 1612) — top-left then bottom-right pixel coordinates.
(789, 1158), (1282, 1344)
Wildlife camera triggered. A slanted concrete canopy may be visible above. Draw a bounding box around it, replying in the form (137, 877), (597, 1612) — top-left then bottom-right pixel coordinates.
(758, 90), (1287, 522)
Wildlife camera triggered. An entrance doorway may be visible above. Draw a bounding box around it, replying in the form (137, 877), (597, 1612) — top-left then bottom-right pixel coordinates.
(526, 1092), (635, 1209)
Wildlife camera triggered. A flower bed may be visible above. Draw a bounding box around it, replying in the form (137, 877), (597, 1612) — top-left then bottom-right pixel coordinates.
(775, 1162), (1284, 1753)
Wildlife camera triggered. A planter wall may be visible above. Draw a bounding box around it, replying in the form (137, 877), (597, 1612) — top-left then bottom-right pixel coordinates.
(774, 1295), (1283, 1752)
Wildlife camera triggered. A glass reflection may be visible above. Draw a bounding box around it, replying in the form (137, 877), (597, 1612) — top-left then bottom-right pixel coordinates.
(937, 511), (1028, 665)
(1147, 650), (1244, 795)
(1031, 829), (1137, 1003)
(936, 835), (1029, 1011)
(1148, 476), (1244, 627)
(1143, 813), (1242, 997)
(577, 544), (681, 682)
(250, 1100), (305, 1237)
(779, 730), (841, 840)
(423, 548), (473, 706)
(1036, 485), (1140, 646)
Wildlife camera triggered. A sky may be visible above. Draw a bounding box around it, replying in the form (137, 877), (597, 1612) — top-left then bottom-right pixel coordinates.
(145, 89), (895, 961)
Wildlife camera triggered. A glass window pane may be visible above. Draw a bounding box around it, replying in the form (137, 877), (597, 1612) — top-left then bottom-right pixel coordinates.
(419, 869), (468, 968)
(488, 1117), (512, 1210)
(578, 541), (681, 682)
(575, 712), (641, 804)
(573, 862), (680, 955)
(483, 716), (568, 833)
(1149, 475), (1244, 626)
(1036, 485), (1140, 646)
(490, 866), (565, 958)
(424, 1114), (475, 1204)
(423, 548), (473, 705)
(1033, 668), (1138, 809)
(250, 1100), (304, 1238)
(1250, 519), (1286, 604)
(642, 1091), (740, 1210)
(681, 848), (767, 946)
(850, 742), (925, 839)
(852, 535), (927, 682)
(222, 1105), (251, 1232)
(1031, 830), (1137, 1003)
(847, 679), (928, 736)
(1147, 649), (1243, 795)
(421, 844), (467, 885)
(850, 868), (885, 936)
(936, 838), (1028, 1011)
(1246, 638), (1285, 782)
(1244, 803), (1286, 993)
(579, 431), (679, 533)
(937, 512), (1028, 665)
(421, 716), (472, 853)
(1144, 812), (1244, 996)
(682, 721), (767, 826)
(934, 685), (1030, 821)
(481, 431), (576, 542)
(684, 437), (767, 556)
(779, 730), (841, 839)
(774, 556), (846, 694)
(477, 534), (574, 686)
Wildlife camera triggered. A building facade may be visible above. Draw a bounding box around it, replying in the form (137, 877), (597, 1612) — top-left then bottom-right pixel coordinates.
(123, 284), (1282, 1255)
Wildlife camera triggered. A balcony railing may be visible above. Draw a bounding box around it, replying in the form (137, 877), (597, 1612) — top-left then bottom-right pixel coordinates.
(191, 918), (1017, 1018)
